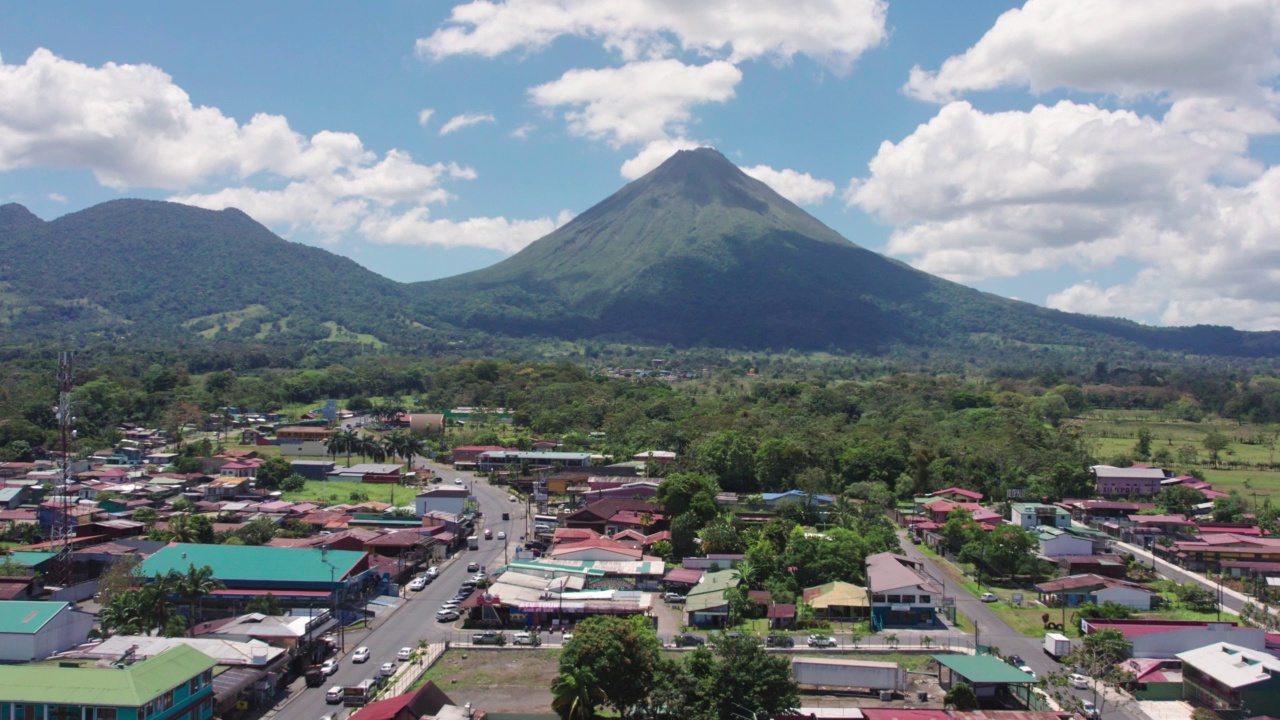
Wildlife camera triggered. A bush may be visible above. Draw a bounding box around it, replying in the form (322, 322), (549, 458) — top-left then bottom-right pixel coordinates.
(280, 474), (307, 492)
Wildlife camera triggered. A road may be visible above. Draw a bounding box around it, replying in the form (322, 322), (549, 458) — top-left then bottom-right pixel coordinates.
(277, 463), (524, 720)
(896, 535), (1147, 720)
(1113, 539), (1244, 616)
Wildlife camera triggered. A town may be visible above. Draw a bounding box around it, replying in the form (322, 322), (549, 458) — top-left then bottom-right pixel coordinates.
(2, 382), (1280, 720)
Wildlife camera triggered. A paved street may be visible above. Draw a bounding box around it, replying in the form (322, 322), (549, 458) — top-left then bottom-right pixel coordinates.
(273, 463), (524, 720)
(1112, 539), (1246, 616)
(896, 534), (1147, 720)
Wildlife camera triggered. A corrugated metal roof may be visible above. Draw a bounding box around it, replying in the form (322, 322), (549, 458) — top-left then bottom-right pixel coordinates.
(933, 654), (1037, 683)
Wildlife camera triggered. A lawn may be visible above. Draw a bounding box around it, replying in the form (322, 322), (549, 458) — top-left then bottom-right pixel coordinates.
(280, 479), (417, 506)
(796, 652), (938, 672)
(410, 648), (559, 714)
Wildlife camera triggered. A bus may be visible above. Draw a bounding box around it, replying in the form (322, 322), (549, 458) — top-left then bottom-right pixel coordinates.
(344, 679), (376, 707)
(533, 514), (560, 527)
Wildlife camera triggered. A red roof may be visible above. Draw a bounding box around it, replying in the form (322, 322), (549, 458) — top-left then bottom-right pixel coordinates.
(663, 567), (704, 585)
(861, 710), (950, 720)
(929, 487), (984, 500)
(767, 603), (796, 619)
(1086, 619), (1240, 638)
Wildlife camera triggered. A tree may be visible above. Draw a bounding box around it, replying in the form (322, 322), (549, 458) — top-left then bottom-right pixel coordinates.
(247, 593), (283, 615)
(670, 511), (702, 560)
(132, 507), (158, 527)
(280, 473), (307, 492)
(1133, 426), (1153, 460)
(697, 431), (757, 492)
(1157, 485), (1204, 517)
(1212, 492), (1251, 523)
(254, 456), (293, 491)
(236, 517), (278, 546)
(551, 666), (606, 720)
(1048, 629), (1134, 719)
(1176, 583), (1220, 613)
(704, 633), (799, 719)
(558, 615), (661, 716)
(944, 682), (979, 711)
(655, 473), (720, 523)
(173, 564), (224, 633)
(1203, 431), (1231, 466)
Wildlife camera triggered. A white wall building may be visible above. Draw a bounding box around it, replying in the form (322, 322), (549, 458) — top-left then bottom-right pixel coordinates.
(0, 601), (95, 662)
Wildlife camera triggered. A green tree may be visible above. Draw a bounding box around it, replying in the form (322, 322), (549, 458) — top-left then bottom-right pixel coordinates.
(280, 473), (307, 492)
(551, 666), (605, 720)
(235, 517), (278, 546)
(558, 615), (661, 716)
(655, 473), (720, 523)
(697, 431), (757, 493)
(670, 511), (702, 559)
(1203, 431), (1232, 466)
(944, 682), (979, 711)
(173, 564), (224, 633)
(1212, 492), (1251, 522)
(246, 593), (283, 615)
(1156, 485), (1204, 516)
(254, 456), (293, 491)
(705, 633), (799, 718)
(1133, 426), (1153, 460)
(132, 507), (158, 527)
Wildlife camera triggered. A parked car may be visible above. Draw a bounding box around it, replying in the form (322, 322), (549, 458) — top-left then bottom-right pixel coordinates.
(663, 592), (686, 604)
(441, 600), (460, 611)
(562, 632), (573, 642)
(425, 566), (439, 578)
(807, 634), (837, 648)
(397, 647), (413, 661)
(454, 478), (463, 485)
(467, 562), (480, 572)
(1081, 701), (1099, 719)
(408, 576), (428, 591)
(351, 647), (370, 663)
(910, 536), (922, 545)
(484, 528), (493, 539)
(508, 495), (517, 502)
(437, 610), (461, 622)
(320, 658), (339, 675)
(379, 662), (396, 678)
(512, 632), (539, 646)
(980, 592), (998, 602)
(765, 634), (795, 648)
(325, 686), (343, 704)
(1070, 673), (1090, 689)
(472, 631), (506, 645)
(676, 634), (705, 647)
(1018, 665), (1036, 679)
(1007, 654), (1024, 667)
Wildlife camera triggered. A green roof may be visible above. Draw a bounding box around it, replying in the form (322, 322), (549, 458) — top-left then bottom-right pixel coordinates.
(7, 551), (57, 568)
(685, 569), (739, 613)
(140, 543), (365, 584)
(0, 645), (217, 706)
(0, 601), (71, 634)
(933, 654), (1036, 683)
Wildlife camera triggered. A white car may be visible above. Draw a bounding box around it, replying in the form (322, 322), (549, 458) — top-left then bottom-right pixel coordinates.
(397, 647), (413, 661)
(351, 647), (371, 663)
(441, 601), (460, 611)
(379, 662), (395, 677)
(512, 632), (535, 645)
(807, 634), (837, 648)
(562, 632), (573, 642)
(497, 531), (506, 540)
(425, 567), (439, 578)
(980, 592), (998, 602)
(437, 609), (460, 622)
(508, 495), (516, 502)
(1071, 673), (1090, 689)
(1081, 701), (1098, 719)
(408, 577), (427, 591)
(454, 478), (463, 485)
(320, 658), (339, 675)
(1018, 665), (1036, 679)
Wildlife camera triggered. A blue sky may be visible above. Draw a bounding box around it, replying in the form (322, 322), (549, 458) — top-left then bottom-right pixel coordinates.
(2, 1), (1279, 330)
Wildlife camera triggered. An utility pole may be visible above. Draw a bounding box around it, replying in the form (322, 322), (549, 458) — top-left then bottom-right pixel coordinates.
(52, 352), (75, 587)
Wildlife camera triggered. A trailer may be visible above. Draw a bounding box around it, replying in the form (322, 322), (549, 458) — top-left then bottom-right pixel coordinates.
(791, 657), (906, 693)
(1044, 632), (1072, 659)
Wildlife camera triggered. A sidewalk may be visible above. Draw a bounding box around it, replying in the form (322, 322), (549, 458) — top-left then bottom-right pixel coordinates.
(1112, 539), (1254, 611)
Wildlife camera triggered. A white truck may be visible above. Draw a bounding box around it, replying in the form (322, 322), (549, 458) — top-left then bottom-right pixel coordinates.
(1043, 632), (1072, 659)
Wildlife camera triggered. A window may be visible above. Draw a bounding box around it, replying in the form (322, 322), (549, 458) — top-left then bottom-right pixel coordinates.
(97, 709), (117, 720)
(887, 595), (901, 603)
(872, 594), (885, 603)
(49, 706), (79, 720)
(900, 595), (915, 604)
(918, 595), (931, 604)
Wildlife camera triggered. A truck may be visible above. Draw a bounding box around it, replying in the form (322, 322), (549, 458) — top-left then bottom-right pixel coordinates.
(343, 679), (376, 707)
(467, 535), (479, 550)
(1044, 632), (1072, 659)
(304, 666), (325, 687)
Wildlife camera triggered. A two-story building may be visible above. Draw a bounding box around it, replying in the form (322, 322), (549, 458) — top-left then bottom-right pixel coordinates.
(1178, 642), (1280, 716)
(0, 645), (217, 720)
(1010, 503), (1071, 530)
(1093, 465), (1168, 496)
(866, 552), (940, 629)
(414, 487), (469, 518)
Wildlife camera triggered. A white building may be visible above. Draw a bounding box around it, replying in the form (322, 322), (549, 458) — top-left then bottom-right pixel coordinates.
(1038, 527), (1095, 558)
(414, 487), (469, 518)
(0, 600), (95, 662)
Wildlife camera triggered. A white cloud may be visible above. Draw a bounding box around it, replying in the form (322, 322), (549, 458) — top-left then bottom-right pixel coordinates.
(419, 0), (887, 73)
(742, 164), (835, 205)
(619, 137), (701, 179)
(47, 192), (67, 203)
(359, 207), (575, 253)
(510, 122), (535, 139)
(904, 0), (1280, 103)
(530, 60), (740, 146)
(439, 112), (496, 135)
(418, 108), (435, 127)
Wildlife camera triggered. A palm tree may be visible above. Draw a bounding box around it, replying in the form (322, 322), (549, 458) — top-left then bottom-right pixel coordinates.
(731, 559), (758, 590)
(361, 435), (388, 463)
(401, 434), (426, 471)
(174, 564), (224, 634)
(340, 428), (360, 467)
(324, 429), (346, 464)
(169, 514), (196, 543)
(551, 667), (605, 720)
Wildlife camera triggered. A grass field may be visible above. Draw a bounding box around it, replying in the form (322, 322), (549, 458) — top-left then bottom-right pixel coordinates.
(1081, 408), (1280, 501)
(280, 479), (416, 506)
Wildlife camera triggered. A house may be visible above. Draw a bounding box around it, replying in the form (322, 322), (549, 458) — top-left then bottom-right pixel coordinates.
(866, 552), (940, 628)
(685, 569), (739, 627)
(1055, 554), (1129, 578)
(1084, 619), (1266, 659)
(0, 645), (217, 720)
(761, 490), (834, 508)
(1178, 642), (1280, 716)
(392, 413), (444, 434)
(548, 536), (644, 562)
(1033, 574), (1156, 610)
(1038, 527), (1095, 558)
(477, 450), (592, 472)
(1121, 658), (1185, 700)
(0, 485), (28, 509)
(289, 460), (336, 480)
(1009, 502), (1071, 530)
(1093, 465), (1168, 496)
(203, 476), (251, 500)
(1169, 534), (1280, 572)
(414, 487), (469, 518)
(140, 543), (370, 607)
(563, 498), (662, 535)
(347, 681), (462, 720)
(633, 450), (677, 465)
(1065, 499), (1157, 524)
(449, 445), (512, 469)
(0, 600), (95, 661)
(276, 426), (332, 442)
(326, 463), (403, 484)
(802, 581), (871, 620)
(1128, 514), (1196, 543)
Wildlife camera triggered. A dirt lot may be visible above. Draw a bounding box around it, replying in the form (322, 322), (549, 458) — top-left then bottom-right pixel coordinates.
(417, 649), (559, 713)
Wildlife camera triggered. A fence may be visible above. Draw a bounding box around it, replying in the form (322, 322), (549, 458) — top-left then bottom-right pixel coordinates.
(433, 628), (974, 653)
(374, 641), (447, 701)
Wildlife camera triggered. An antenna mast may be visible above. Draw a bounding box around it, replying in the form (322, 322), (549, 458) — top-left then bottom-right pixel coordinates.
(52, 352), (75, 586)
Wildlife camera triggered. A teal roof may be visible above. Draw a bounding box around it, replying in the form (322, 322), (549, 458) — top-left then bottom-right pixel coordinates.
(0, 488), (23, 502)
(0, 645), (216, 706)
(140, 543), (365, 584)
(7, 551), (57, 568)
(933, 654), (1036, 683)
(0, 601), (70, 634)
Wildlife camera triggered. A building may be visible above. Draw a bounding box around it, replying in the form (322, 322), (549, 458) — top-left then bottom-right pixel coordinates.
(1009, 503), (1071, 530)
(925, 487), (984, 502)
(933, 654), (1037, 704)
(1093, 465), (1168, 496)
(632, 450), (676, 465)
(347, 681), (461, 720)
(761, 490), (834, 508)
(477, 450), (593, 471)
(326, 464), (403, 484)
(276, 426), (333, 441)
(1168, 534), (1280, 572)
(414, 487), (469, 518)
(548, 536), (645, 563)
(289, 460), (336, 480)
(449, 445), (511, 469)
(1084, 619), (1266, 659)
(802, 581), (871, 620)
(1178, 642), (1280, 716)
(1037, 527), (1095, 558)
(140, 543), (369, 606)
(685, 569), (739, 627)
(0, 600), (95, 661)
(0, 645), (217, 720)
(1033, 574), (1156, 610)
(563, 498), (662, 535)
(866, 552), (940, 628)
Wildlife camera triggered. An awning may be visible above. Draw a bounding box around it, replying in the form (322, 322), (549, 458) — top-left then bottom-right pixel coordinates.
(209, 589), (332, 599)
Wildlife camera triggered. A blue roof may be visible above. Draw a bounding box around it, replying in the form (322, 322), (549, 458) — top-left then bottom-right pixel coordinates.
(762, 490), (834, 503)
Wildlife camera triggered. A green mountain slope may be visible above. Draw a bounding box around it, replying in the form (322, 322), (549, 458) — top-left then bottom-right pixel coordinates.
(0, 199), (417, 345)
(416, 148), (1280, 356)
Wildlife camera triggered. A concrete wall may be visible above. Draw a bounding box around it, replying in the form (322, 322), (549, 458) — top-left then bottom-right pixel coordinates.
(1093, 585), (1154, 610)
